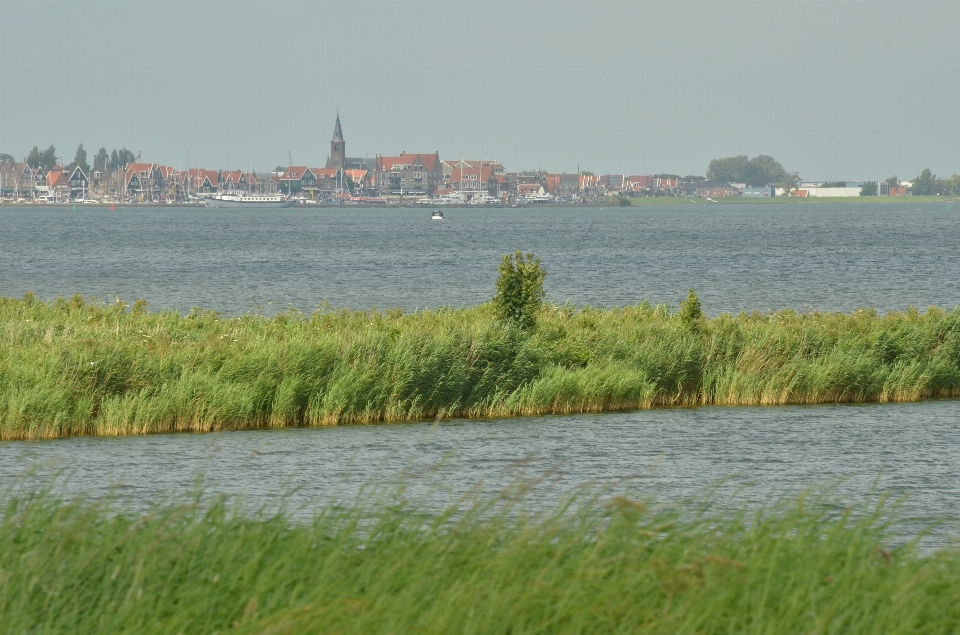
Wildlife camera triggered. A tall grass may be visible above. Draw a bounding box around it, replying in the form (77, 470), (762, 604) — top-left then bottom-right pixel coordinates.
(2, 482), (959, 634)
(2, 293), (960, 439)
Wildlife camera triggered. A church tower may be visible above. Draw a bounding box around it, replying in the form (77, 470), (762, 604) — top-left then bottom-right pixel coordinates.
(327, 113), (345, 169)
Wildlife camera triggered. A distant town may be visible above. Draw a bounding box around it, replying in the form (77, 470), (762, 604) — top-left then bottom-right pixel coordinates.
(0, 115), (955, 205)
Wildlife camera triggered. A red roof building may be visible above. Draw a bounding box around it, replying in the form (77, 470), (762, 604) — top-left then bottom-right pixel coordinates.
(375, 152), (442, 195)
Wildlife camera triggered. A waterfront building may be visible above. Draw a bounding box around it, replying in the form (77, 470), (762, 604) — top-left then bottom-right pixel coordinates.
(182, 168), (220, 196)
(123, 163), (170, 201)
(695, 181), (741, 198)
(601, 174), (625, 192)
(0, 162), (37, 199)
(276, 166), (317, 194)
(65, 165), (89, 198)
(439, 160), (507, 201)
(310, 167), (346, 197)
(374, 152), (442, 196)
(220, 170), (256, 192)
(743, 185), (775, 197)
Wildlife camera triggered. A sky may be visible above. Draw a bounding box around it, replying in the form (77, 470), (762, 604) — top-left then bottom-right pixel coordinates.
(1, 0), (957, 180)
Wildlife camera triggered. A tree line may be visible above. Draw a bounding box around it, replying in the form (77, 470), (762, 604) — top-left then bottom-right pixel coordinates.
(0, 144), (137, 173)
(706, 155), (800, 192)
(860, 170), (960, 196)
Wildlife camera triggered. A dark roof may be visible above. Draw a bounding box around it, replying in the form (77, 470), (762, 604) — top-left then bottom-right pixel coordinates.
(332, 114), (344, 143)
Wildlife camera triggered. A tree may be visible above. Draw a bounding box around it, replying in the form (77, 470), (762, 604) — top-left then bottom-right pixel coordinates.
(679, 288), (704, 327)
(860, 181), (878, 196)
(706, 155), (749, 182)
(682, 175), (706, 183)
(26, 145), (57, 169)
(109, 148), (135, 169)
(776, 171), (801, 196)
(949, 175), (960, 196)
(912, 168), (936, 195)
(706, 154), (788, 186)
(41, 145), (57, 168)
(493, 251), (546, 330)
(71, 144), (90, 174)
(93, 147), (109, 171)
(885, 176), (899, 187)
(0, 153), (14, 163)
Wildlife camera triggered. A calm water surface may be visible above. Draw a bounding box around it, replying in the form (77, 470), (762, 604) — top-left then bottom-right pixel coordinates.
(3, 402), (960, 542)
(2, 203), (959, 315)
(2, 203), (960, 537)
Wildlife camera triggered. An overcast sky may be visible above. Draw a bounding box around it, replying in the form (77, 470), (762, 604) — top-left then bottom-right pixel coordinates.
(1, 0), (957, 180)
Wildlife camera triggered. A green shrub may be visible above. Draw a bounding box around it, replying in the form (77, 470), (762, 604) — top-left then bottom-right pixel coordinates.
(493, 251), (546, 330)
(679, 288), (703, 325)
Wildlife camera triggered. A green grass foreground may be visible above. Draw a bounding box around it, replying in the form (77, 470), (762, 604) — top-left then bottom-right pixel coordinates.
(2, 486), (959, 634)
(3, 293), (960, 439)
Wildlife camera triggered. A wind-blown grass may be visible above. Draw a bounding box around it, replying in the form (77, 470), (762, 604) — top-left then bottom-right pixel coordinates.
(2, 483), (959, 634)
(2, 292), (960, 439)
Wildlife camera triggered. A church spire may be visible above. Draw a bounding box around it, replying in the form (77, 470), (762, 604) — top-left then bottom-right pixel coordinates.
(332, 112), (344, 143)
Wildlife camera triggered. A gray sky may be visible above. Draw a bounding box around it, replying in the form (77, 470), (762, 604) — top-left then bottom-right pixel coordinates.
(1, 0), (957, 180)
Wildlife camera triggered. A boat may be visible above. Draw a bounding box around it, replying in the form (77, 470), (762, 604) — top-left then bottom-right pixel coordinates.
(431, 210), (444, 220)
(203, 191), (295, 208)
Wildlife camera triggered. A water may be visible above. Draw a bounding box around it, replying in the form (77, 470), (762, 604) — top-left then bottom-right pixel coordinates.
(1, 203), (959, 315)
(2, 202), (960, 540)
(3, 402), (960, 543)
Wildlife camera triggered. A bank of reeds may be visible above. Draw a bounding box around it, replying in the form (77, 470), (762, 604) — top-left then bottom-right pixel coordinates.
(2, 292), (960, 439)
(2, 483), (959, 634)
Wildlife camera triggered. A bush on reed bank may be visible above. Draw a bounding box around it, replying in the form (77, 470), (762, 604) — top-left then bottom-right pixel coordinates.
(2, 484), (958, 634)
(2, 293), (960, 438)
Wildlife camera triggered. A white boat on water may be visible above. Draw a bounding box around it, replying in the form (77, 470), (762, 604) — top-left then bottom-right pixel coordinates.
(203, 191), (295, 208)
(431, 210), (444, 220)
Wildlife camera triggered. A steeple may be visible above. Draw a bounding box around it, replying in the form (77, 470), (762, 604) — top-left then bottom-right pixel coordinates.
(327, 112), (346, 169)
(332, 113), (344, 143)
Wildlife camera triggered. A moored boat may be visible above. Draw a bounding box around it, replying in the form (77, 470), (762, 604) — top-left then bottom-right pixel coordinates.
(203, 191), (295, 208)
(431, 210), (444, 220)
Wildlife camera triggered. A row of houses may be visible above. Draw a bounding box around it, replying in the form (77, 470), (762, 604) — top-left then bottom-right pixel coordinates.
(1, 117), (920, 203)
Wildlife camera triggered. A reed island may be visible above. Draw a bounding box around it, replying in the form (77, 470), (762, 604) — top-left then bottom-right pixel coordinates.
(2, 252), (959, 439)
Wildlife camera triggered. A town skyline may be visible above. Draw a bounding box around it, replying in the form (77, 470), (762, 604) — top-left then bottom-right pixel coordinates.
(2, 1), (959, 181)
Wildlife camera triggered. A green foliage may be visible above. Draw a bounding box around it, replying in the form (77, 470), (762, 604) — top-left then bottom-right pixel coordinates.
(615, 194), (632, 206)
(4, 296), (960, 439)
(775, 171), (801, 196)
(493, 251), (546, 330)
(678, 288), (703, 325)
(682, 175), (706, 182)
(71, 144), (90, 174)
(26, 145), (57, 169)
(886, 175), (900, 187)
(820, 181), (848, 188)
(912, 168), (937, 195)
(109, 148), (136, 169)
(706, 155), (790, 187)
(860, 181), (878, 196)
(2, 483), (959, 634)
(92, 147), (109, 171)
(0, 152), (14, 163)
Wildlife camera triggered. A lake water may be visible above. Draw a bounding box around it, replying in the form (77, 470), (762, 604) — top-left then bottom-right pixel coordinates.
(2, 203), (959, 315)
(2, 203), (960, 539)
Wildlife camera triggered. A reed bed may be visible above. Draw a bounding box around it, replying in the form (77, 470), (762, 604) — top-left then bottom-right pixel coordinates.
(2, 293), (960, 439)
(2, 483), (959, 634)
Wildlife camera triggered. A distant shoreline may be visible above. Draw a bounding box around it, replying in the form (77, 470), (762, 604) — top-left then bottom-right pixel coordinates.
(0, 196), (956, 209)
